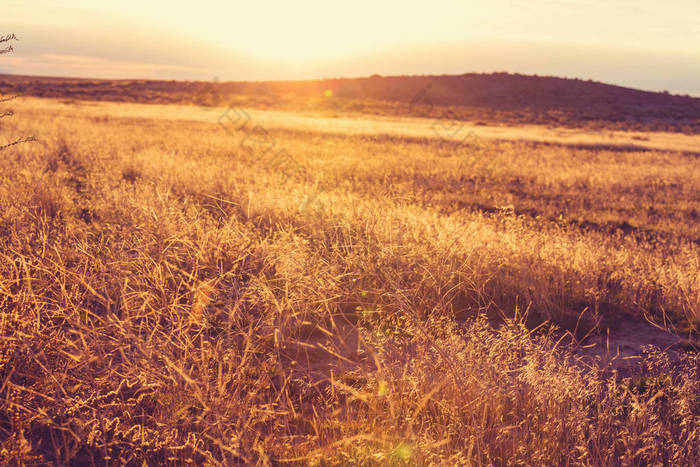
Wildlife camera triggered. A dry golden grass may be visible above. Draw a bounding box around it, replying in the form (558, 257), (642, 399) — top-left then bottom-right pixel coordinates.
(0, 98), (698, 464)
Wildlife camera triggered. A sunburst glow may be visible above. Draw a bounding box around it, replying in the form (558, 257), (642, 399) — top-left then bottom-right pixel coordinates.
(4, 1), (700, 91)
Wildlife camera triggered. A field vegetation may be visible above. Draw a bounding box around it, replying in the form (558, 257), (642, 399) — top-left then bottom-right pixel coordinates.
(0, 96), (698, 464)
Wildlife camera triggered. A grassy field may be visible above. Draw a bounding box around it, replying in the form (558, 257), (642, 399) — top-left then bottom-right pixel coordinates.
(1, 97), (699, 464)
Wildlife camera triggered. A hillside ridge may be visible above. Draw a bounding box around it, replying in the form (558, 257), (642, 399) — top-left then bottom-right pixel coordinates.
(2, 72), (700, 132)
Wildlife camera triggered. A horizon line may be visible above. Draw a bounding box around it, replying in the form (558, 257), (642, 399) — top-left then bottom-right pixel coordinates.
(2, 70), (699, 99)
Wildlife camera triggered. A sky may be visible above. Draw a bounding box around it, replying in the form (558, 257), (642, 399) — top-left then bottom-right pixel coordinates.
(2, 0), (700, 94)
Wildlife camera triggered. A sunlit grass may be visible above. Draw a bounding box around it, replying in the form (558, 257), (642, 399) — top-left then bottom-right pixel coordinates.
(0, 98), (698, 464)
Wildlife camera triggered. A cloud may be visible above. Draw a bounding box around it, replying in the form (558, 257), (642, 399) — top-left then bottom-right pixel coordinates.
(1, 54), (212, 80)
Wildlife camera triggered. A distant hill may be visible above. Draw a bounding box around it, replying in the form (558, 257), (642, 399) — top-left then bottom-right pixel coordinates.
(2, 72), (699, 132)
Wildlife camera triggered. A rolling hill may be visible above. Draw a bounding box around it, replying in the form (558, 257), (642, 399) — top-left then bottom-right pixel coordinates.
(2, 72), (700, 132)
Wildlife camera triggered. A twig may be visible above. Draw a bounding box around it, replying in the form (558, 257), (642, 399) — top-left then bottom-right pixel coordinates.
(0, 33), (18, 44)
(0, 136), (37, 151)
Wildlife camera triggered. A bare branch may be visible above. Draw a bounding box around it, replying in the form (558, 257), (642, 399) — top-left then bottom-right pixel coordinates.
(0, 136), (37, 151)
(0, 33), (18, 44)
(0, 34), (17, 54)
(0, 33), (35, 150)
(0, 95), (21, 103)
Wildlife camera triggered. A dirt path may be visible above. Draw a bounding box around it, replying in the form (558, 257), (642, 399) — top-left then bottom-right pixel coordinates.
(576, 317), (694, 374)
